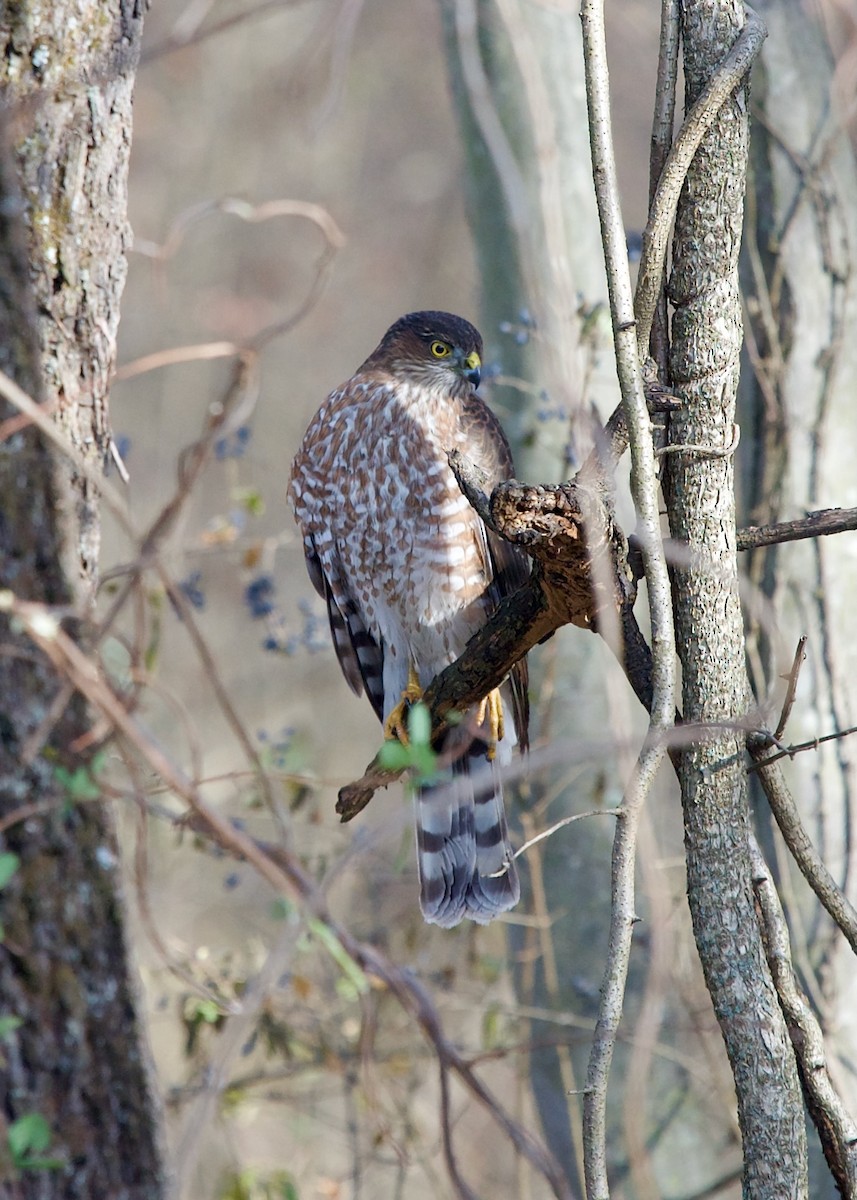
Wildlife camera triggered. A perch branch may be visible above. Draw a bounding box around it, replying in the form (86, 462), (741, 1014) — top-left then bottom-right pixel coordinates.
(336, 468), (636, 820)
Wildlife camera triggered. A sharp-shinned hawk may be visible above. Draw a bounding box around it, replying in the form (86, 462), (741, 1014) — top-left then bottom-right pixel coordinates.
(289, 311), (529, 927)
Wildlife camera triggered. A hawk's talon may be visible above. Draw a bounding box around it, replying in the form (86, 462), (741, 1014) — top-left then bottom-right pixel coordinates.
(384, 662), (423, 744)
(476, 688), (505, 761)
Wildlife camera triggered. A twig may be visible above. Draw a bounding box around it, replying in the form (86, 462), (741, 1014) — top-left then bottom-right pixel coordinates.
(749, 835), (857, 1193)
(140, 0), (308, 64)
(736, 505), (857, 551)
(0, 370), (136, 541)
(775, 636), (808, 741)
(748, 722), (857, 771)
(518, 806), (588, 1197)
(580, 0), (676, 1189)
(115, 340), (239, 382)
(647, 0), (680, 374)
(437, 1058), (479, 1200)
(509, 808), (619, 862)
(453, 0), (529, 236)
(747, 736), (857, 957)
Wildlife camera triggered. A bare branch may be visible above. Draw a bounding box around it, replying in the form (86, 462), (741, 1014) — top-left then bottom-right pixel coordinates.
(579, 0), (677, 1183)
(589, 6), (767, 470)
(775, 636), (808, 741)
(140, 0), (309, 65)
(737, 505), (857, 551)
(749, 836), (857, 1193)
(647, 0), (681, 375)
(634, 6), (768, 353)
(747, 736), (857, 957)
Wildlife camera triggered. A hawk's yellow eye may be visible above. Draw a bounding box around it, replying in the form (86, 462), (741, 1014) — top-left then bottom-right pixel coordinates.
(430, 340), (452, 359)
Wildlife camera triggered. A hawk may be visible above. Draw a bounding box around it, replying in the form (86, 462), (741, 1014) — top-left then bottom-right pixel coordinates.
(289, 311), (529, 927)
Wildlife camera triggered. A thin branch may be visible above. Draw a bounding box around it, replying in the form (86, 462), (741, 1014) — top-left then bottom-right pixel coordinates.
(510, 808), (619, 862)
(736, 505), (857, 551)
(635, 6), (768, 354)
(0, 370), (136, 540)
(748, 723), (857, 770)
(453, 0), (529, 235)
(588, 6), (767, 471)
(579, 0), (676, 1187)
(775, 636), (808, 742)
(748, 736), (857, 957)
(438, 1059), (480, 1200)
(749, 836), (857, 1194)
(647, 0), (680, 374)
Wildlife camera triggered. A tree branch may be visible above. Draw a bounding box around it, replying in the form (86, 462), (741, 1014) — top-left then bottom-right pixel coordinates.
(635, 6), (768, 354)
(749, 836), (857, 1194)
(591, 5), (767, 470)
(748, 735), (857, 957)
(337, 470), (635, 819)
(736, 505), (857, 550)
(579, 0), (677, 1181)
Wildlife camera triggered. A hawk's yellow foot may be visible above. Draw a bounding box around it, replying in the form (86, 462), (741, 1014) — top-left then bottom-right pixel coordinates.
(384, 662), (424, 744)
(476, 688), (505, 761)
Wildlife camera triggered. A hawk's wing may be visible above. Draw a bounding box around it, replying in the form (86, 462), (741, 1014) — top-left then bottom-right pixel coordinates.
(300, 531), (386, 723)
(459, 393), (531, 752)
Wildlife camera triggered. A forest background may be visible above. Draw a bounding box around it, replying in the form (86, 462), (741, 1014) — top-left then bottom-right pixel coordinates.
(3, 0), (857, 1197)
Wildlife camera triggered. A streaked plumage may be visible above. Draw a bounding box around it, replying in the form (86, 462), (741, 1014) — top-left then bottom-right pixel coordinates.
(289, 311), (529, 927)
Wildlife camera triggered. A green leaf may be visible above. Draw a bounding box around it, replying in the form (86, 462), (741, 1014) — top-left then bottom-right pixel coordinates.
(273, 1177), (299, 1200)
(377, 741), (412, 770)
(407, 701), (431, 746)
(194, 999), (222, 1025)
(269, 896), (294, 921)
(8, 1113), (52, 1159)
(0, 1015), (23, 1038)
(53, 762), (102, 802)
(233, 486), (265, 517)
(16, 1155), (64, 1172)
(334, 975), (360, 1003)
(0, 852), (20, 890)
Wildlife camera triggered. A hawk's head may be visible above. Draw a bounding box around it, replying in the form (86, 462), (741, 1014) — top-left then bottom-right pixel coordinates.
(364, 311), (483, 394)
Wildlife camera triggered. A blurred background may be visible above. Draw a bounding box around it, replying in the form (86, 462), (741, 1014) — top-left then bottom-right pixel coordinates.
(103, 1), (857, 1197)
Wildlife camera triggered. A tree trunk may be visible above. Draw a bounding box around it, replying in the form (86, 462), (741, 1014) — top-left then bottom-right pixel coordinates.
(0, 3), (167, 1197)
(740, 0), (857, 1189)
(665, 0), (808, 1193)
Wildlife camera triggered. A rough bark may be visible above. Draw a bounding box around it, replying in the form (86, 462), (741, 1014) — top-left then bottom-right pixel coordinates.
(739, 0), (857, 1188)
(0, 3), (167, 1197)
(665, 0), (808, 1193)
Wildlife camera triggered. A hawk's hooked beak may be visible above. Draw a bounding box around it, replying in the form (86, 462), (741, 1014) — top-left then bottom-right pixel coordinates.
(454, 348), (482, 389)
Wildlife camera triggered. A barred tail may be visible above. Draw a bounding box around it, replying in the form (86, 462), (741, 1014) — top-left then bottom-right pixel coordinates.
(415, 743), (519, 928)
